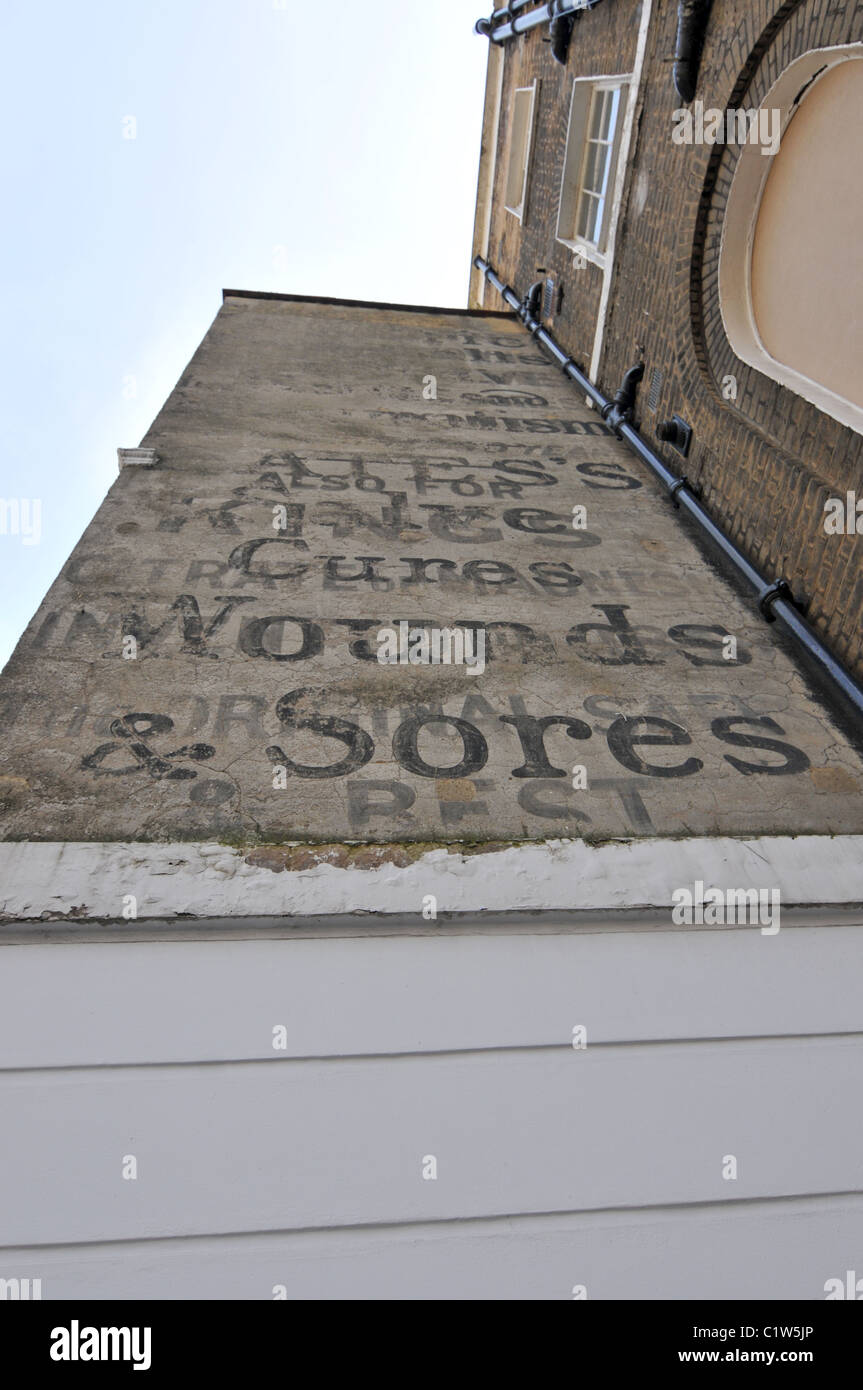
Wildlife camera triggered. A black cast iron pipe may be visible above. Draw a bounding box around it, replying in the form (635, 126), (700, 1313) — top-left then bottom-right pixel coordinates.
(473, 254), (863, 722)
(673, 0), (713, 102)
(550, 10), (577, 63)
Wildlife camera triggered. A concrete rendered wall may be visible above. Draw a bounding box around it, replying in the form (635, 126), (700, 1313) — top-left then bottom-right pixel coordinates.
(0, 297), (861, 848)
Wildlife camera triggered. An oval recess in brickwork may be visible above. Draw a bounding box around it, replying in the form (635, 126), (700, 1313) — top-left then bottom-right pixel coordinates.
(689, 0), (863, 446)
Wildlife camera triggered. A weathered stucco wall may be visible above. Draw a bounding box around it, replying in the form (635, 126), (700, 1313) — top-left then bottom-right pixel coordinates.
(0, 295), (861, 845)
(1, 296), (861, 1302)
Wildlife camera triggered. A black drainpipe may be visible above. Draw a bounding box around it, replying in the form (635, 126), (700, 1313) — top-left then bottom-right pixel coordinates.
(550, 9), (578, 64)
(673, 0), (713, 102)
(473, 255), (863, 724)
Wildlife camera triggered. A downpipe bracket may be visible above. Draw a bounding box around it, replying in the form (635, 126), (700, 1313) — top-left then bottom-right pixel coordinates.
(668, 476), (693, 508)
(758, 578), (797, 622)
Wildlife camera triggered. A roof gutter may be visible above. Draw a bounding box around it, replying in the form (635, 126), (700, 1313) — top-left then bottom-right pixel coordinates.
(476, 0), (536, 35)
(473, 255), (863, 725)
(475, 0), (599, 58)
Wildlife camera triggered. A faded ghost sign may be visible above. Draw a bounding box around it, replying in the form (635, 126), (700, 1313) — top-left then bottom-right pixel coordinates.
(0, 299), (861, 844)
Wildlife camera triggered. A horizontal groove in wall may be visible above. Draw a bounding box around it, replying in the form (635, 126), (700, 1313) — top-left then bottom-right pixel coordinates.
(3, 904), (862, 943)
(2, 1028), (863, 1077)
(4, 1188), (863, 1255)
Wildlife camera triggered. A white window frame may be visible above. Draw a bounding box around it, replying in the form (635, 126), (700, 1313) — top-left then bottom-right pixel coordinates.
(504, 81), (539, 222)
(557, 75), (630, 268)
(719, 44), (863, 436)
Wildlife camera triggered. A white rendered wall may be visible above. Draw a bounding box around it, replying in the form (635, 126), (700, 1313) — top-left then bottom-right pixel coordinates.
(1, 914), (862, 1300)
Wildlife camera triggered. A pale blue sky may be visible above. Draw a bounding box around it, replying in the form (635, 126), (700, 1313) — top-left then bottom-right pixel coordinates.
(0, 0), (488, 670)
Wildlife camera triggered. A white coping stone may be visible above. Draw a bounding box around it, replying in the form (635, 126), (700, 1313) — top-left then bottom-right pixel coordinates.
(117, 446), (159, 470)
(0, 836), (861, 921)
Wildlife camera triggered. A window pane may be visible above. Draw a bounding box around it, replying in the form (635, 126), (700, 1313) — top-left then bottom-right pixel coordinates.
(589, 90), (607, 140)
(581, 141), (605, 195)
(591, 193), (606, 242)
(600, 85), (621, 141)
(592, 142), (614, 202)
(577, 192), (600, 243)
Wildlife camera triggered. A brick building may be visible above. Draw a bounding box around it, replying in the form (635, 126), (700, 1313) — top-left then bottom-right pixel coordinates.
(470, 0), (863, 682)
(1, 288), (862, 1299)
(1, 7), (863, 1300)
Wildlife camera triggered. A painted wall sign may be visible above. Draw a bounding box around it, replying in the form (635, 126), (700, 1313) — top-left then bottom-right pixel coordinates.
(0, 301), (861, 844)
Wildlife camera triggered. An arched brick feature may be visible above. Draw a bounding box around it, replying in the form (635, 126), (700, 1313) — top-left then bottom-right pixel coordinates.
(691, 0), (862, 438)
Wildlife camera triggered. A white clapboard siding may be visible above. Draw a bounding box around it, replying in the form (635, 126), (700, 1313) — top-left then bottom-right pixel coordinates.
(2, 1035), (862, 1247)
(2, 922), (863, 1070)
(2, 1194), (861, 1300)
